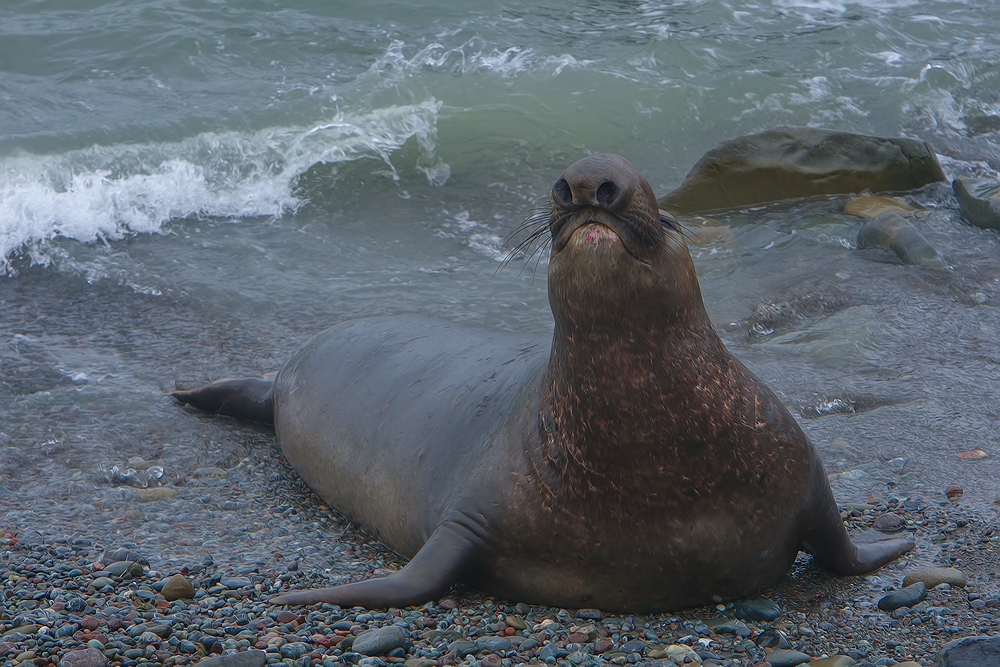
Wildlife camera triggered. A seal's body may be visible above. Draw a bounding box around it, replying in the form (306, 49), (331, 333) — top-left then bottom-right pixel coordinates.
(174, 154), (913, 612)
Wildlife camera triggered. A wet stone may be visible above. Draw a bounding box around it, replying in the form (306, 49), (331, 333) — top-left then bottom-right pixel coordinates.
(577, 609), (603, 620)
(91, 577), (114, 590)
(765, 648), (811, 667)
(809, 657), (857, 667)
(134, 487), (179, 501)
(621, 639), (646, 654)
(55, 623), (77, 638)
(873, 513), (906, 533)
(101, 548), (150, 567)
(279, 642), (310, 658)
(878, 582), (927, 611)
(475, 636), (512, 653)
(161, 573), (196, 600)
(665, 645), (702, 663)
(716, 620), (752, 638)
(448, 640), (476, 658)
(65, 596), (88, 612)
(60, 647), (110, 667)
(192, 650), (268, 667)
(935, 635), (1000, 667)
(102, 560), (145, 577)
(756, 628), (790, 649)
(903, 567), (967, 589)
(504, 615), (526, 630)
(353, 625), (409, 656)
(734, 598), (782, 621)
(220, 576), (253, 589)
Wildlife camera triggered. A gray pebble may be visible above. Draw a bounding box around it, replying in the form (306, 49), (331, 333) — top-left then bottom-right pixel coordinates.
(101, 548), (150, 567)
(192, 650), (268, 667)
(102, 560), (145, 577)
(60, 647), (109, 667)
(221, 576), (253, 589)
(903, 567), (967, 589)
(448, 639), (477, 658)
(353, 625), (409, 656)
(621, 639), (646, 654)
(716, 620), (752, 638)
(279, 642), (311, 658)
(577, 608), (603, 620)
(475, 636), (513, 653)
(878, 582), (927, 611)
(734, 598), (782, 621)
(764, 649), (811, 667)
(161, 573), (196, 601)
(873, 513), (906, 533)
(935, 634), (1000, 667)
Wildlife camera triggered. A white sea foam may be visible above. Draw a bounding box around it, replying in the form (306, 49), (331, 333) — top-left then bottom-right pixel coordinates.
(0, 100), (446, 275)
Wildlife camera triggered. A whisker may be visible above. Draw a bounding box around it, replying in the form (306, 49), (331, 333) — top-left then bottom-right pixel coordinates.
(497, 205), (553, 277)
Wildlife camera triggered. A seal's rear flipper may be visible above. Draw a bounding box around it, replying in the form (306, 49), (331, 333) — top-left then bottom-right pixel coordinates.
(172, 378), (275, 425)
(269, 522), (479, 608)
(801, 501), (915, 575)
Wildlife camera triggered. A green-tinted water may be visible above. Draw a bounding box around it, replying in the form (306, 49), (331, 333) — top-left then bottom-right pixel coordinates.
(1, 0), (999, 557)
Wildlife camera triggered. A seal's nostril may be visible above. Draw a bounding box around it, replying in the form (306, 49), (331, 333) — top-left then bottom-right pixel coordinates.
(553, 178), (572, 206)
(596, 181), (618, 206)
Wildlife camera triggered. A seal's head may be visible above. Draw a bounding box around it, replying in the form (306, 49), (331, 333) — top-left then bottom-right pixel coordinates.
(547, 154), (707, 331)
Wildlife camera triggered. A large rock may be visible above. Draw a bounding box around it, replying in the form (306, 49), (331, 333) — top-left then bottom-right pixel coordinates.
(935, 635), (1000, 666)
(660, 127), (946, 214)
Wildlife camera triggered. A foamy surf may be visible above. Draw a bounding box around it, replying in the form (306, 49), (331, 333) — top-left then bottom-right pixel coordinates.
(0, 99), (446, 275)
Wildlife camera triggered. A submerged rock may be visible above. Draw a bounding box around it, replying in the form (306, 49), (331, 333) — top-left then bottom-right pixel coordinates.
(659, 127), (946, 214)
(953, 179), (1000, 230)
(857, 213), (946, 268)
(844, 195), (916, 219)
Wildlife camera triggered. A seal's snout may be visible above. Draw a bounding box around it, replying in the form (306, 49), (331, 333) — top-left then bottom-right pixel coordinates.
(552, 154), (635, 212)
(552, 174), (622, 210)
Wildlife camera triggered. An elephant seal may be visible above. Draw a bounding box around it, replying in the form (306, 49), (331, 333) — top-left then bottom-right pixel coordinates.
(172, 154), (913, 612)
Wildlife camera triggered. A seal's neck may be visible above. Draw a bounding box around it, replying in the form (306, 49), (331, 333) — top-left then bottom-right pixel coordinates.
(539, 316), (737, 476)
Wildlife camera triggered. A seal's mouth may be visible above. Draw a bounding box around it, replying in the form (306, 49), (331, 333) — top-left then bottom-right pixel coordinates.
(578, 222), (619, 246)
(551, 209), (648, 263)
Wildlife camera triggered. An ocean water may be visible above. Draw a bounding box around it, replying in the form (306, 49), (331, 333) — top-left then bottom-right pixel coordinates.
(2, 1), (1000, 557)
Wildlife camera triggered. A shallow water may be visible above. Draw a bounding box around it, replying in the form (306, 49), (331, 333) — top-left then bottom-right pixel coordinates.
(2, 0), (1000, 574)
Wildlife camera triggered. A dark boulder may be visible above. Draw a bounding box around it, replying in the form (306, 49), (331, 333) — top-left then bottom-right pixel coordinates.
(660, 127), (946, 214)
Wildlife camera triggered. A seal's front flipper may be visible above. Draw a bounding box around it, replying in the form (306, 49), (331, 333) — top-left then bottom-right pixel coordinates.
(801, 499), (915, 575)
(270, 522), (480, 609)
(172, 378), (274, 425)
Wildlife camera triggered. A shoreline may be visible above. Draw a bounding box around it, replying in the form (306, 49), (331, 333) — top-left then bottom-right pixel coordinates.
(3, 466), (997, 666)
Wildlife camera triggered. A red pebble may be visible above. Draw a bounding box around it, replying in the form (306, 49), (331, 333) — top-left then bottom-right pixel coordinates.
(481, 655), (501, 667)
(504, 627), (516, 636)
(81, 615), (100, 630)
(276, 610), (298, 624)
(594, 638), (613, 653)
(439, 598), (458, 610)
(568, 633), (588, 643)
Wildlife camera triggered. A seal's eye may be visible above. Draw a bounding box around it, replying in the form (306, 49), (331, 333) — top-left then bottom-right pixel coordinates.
(659, 211), (681, 232)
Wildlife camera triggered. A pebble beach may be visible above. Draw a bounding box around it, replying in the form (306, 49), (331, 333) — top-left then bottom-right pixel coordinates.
(3, 417), (998, 667)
